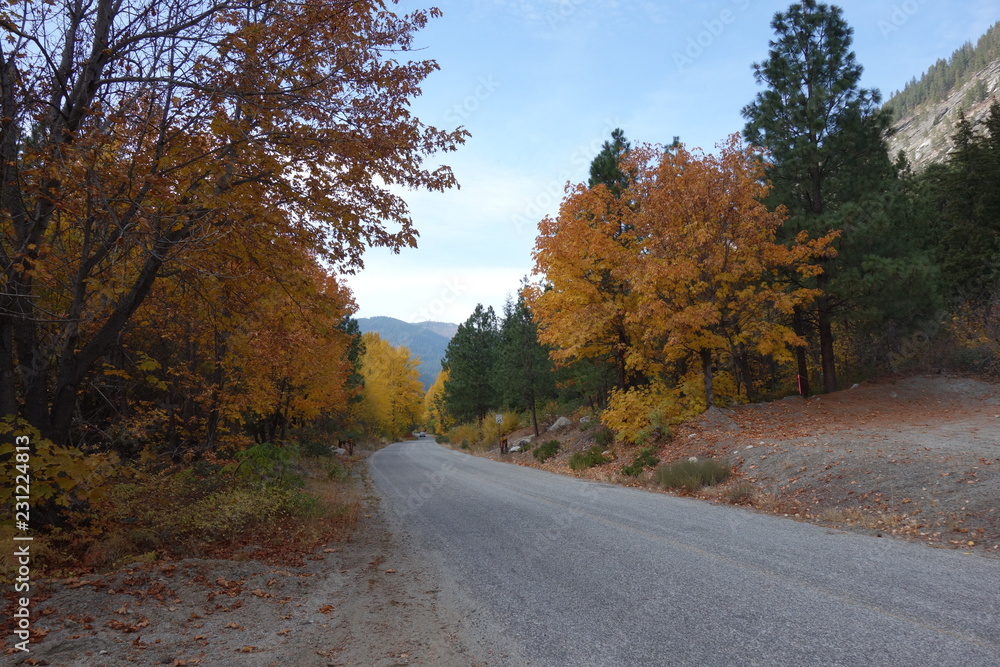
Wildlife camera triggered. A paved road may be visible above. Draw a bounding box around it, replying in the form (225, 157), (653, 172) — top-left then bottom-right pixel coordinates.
(368, 440), (1000, 666)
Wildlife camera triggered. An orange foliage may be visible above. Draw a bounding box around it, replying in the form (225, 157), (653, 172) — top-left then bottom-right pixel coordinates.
(531, 134), (837, 410)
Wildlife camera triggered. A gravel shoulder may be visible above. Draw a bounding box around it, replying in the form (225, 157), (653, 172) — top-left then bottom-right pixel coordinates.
(709, 374), (1000, 550)
(3, 470), (478, 666)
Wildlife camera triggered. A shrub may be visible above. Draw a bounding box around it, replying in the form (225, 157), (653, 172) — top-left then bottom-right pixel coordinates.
(225, 442), (302, 488)
(655, 458), (730, 491)
(621, 446), (660, 477)
(568, 446), (610, 471)
(594, 427), (614, 447)
(447, 422), (481, 449)
(301, 439), (334, 458)
(533, 439), (560, 462)
(725, 481), (754, 504)
(324, 459), (348, 481)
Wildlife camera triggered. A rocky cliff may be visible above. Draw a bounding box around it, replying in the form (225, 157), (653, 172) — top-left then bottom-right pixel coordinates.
(888, 59), (1000, 171)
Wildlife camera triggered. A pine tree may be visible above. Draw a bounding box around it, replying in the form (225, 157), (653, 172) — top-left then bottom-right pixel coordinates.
(742, 0), (896, 394)
(934, 103), (1000, 300)
(442, 305), (499, 424)
(588, 128), (632, 199)
(495, 291), (555, 436)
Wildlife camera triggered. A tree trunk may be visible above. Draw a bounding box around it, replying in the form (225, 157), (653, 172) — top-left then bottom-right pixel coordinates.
(792, 306), (811, 398)
(530, 392), (540, 438)
(818, 300), (837, 394)
(700, 348), (714, 408)
(735, 346), (757, 402)
(0, 324), (17, 417)
(816, 274), (837, 394)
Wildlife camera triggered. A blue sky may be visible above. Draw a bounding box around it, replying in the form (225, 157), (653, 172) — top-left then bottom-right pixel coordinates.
(344, 0), (1000, 324)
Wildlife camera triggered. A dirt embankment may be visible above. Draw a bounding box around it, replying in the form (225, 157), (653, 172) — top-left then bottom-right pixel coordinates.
(486, 374), (1000, 554)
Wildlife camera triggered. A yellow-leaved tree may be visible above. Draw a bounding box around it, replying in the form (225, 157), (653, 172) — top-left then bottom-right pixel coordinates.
(1, 0), (465, 447)
(357, 333), (424, 442)
(527, 181), (646, 392)
(424, 369), (452, 435)
(531, 134), (837, 443)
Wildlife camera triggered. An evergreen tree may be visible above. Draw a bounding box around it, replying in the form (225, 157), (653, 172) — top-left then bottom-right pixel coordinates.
(933, 102), (1000, 301)
(742, 0), (899, 394)
(441, 304), (499, 424)
(495, 291), (556, 437)
(588, 128), (632, 198)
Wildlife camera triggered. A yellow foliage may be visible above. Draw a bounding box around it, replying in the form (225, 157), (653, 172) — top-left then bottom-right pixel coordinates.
(424, 369), (452, 433)
(531, 134), (835, 407)
(0, 421), (120, 510)
(447, 422), (482, 449)
(358, 333), (424, 440)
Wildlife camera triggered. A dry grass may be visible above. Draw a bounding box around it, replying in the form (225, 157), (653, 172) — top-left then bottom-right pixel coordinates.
(817, 507), (907, 531)
(2, 454), (365, 580)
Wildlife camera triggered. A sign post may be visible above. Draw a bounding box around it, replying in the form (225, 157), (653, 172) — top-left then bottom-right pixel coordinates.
(495, 413), (507, 454)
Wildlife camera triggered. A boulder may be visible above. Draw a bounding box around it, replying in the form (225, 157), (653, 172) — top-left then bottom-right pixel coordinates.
(548, 416), (573, 431)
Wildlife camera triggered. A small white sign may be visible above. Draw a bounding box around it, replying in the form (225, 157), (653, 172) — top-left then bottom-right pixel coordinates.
(495, 413), (503, 424)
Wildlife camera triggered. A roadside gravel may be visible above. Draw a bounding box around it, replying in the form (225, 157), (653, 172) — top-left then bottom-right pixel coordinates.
(4, 472), (480, 667)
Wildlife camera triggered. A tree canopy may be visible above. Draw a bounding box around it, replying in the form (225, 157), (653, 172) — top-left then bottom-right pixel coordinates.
(0, 0), (465, 445)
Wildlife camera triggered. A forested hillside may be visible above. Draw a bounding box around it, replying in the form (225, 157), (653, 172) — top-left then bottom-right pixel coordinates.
(887, 22), (1000, 117)
(887, 21), (1000, 169)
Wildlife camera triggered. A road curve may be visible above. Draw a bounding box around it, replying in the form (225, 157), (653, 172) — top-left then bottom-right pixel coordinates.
(368, 440), (1000, 666)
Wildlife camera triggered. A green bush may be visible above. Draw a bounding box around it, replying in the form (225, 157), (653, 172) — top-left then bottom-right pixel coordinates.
(594, 427), (614, 447)
(568, 446), (610, 471)
(533, 440), (560, 462)
(324, 459), (348, 481)
(300, 439), (334, 458)
(621, 446), (660, 477)
(225, 442), (302, 489)
(655, 458), (730, 491)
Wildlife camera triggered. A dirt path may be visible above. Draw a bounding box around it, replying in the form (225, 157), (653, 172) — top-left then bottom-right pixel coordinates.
(4, 476), (480, 666)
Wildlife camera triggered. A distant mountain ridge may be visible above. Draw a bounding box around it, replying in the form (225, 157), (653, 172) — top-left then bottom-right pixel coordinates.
(887, 22), (1000, 170)
(356, 317), (455, 390)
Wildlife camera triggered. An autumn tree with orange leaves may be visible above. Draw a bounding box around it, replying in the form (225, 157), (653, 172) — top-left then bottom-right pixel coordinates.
(531, 135), (835, 432)
(528, 168), (644, 395)
(624, 136), (837, 407)
(0, 0), (465, 446)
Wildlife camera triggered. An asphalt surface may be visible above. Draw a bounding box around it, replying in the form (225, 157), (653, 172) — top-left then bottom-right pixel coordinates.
(368, 440), (1000, 666)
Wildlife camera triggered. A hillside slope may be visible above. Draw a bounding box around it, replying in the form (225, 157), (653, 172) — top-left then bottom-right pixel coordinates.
(887, 22), (1000, 170)
(888, 60), (1000, 170)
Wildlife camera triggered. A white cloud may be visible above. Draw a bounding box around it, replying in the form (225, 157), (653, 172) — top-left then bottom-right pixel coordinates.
(344, 262), (530, 324)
